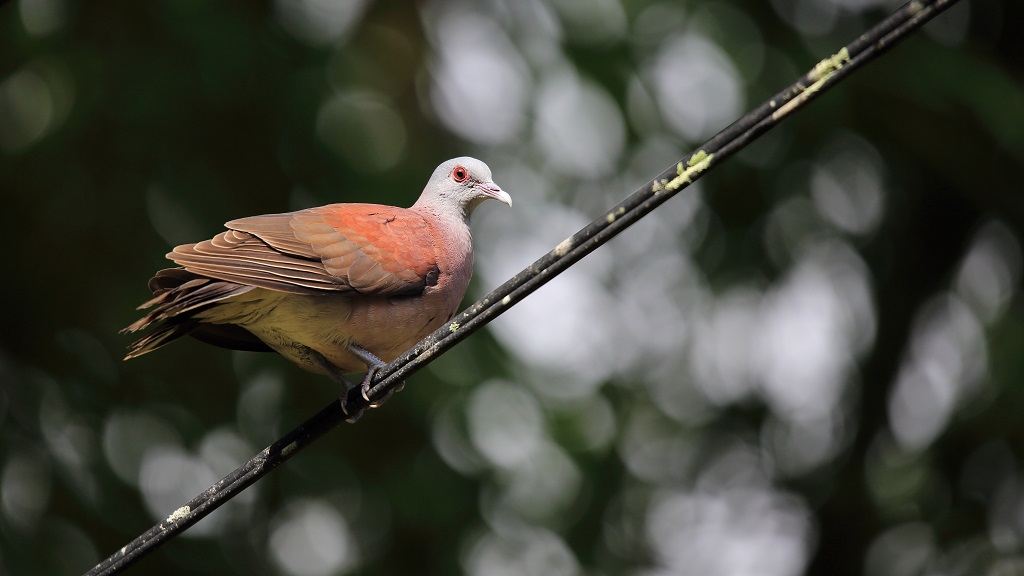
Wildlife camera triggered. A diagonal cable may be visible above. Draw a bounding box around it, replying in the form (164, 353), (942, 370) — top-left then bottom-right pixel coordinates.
(84, 1), (960, 574)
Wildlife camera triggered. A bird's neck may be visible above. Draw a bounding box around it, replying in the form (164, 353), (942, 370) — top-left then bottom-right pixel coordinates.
(411, 200), (472, 226)
(410, 203), (473, 250)
(410, 203), (474, 297)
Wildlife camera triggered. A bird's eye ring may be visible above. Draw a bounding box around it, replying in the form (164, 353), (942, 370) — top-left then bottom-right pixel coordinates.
(451, 165), (470, 183)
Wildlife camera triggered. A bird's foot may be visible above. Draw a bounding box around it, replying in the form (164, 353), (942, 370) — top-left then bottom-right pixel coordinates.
(306, 348), (365, 423)
(348, 344), (406, 409)
(339, 386), (365, 424)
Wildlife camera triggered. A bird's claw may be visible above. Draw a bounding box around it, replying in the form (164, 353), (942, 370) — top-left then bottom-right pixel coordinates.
(339, 388), (364, 424)
(360, 365), (378, 403)
(360, 366), (406, 409)
(305, 347), (366, 423)
(308, 344), (407, 422)
(347, 343), (406, 409)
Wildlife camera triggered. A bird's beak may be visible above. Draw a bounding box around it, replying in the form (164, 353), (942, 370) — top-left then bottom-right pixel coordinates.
(475, 181), (512, 207)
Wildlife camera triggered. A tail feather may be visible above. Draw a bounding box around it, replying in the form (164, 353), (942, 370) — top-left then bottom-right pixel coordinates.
(123, 319), (200, 359)
(123, 269), (259, 359)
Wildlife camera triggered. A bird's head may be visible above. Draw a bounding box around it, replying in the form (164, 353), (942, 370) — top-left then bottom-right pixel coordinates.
(417, 157), (512, 218)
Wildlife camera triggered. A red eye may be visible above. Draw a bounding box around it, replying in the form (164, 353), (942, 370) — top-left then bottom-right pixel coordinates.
(451, 165), (470, 183)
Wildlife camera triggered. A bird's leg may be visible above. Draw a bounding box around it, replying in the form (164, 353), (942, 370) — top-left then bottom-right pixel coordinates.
(347, 343), (406, 408)
(306, 348), (366, 423)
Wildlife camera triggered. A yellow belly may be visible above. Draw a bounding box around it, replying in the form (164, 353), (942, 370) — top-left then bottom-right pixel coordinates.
(197, 287), (460, 375)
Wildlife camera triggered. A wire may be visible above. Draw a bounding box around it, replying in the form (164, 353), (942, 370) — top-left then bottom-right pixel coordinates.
(84, 1), (960, 574)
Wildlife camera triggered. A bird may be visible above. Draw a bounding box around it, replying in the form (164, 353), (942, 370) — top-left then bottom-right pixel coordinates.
(123, 157), (511, 420)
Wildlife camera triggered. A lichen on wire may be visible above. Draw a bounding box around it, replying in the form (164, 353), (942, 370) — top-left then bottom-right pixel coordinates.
(84, 1), (961, 574)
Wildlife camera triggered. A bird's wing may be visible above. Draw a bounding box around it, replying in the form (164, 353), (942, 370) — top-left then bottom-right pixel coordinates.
(166, 204), (440, 296)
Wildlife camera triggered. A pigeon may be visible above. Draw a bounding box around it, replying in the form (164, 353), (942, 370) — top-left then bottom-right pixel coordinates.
(123, 157), (511, 418)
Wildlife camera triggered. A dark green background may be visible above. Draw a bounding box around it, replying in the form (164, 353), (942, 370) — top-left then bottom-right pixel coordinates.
(1, 1), (1023, 575)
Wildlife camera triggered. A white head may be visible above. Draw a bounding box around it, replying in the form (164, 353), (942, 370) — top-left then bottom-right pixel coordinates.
(415, 157), (512, 218)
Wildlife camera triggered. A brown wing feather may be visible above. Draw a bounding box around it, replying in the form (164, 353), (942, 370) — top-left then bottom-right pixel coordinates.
(194, 204), (443, 296)
(168, 230), (345, 295)
(302, 206), (440, 291)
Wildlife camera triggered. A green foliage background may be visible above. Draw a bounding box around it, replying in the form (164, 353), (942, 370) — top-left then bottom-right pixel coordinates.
(1, 1), (1022, 575)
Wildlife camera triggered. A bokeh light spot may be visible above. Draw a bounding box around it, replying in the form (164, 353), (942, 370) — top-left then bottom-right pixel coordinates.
(269, 500), (358, 576)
